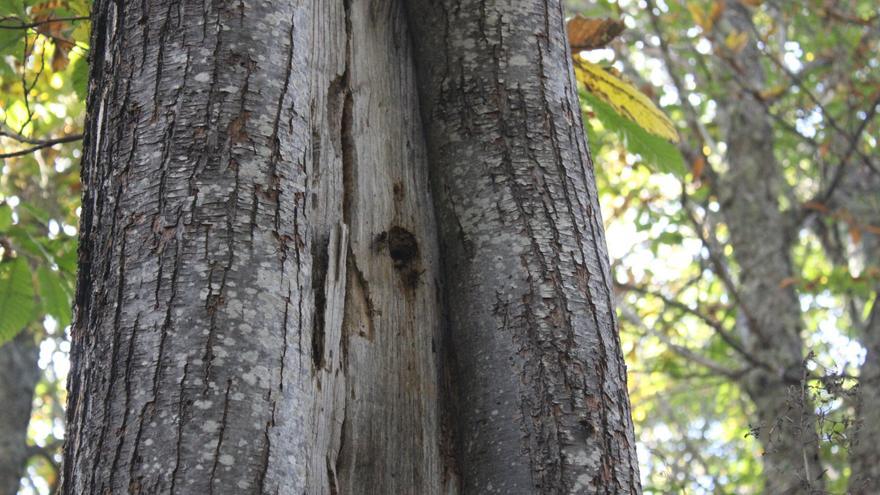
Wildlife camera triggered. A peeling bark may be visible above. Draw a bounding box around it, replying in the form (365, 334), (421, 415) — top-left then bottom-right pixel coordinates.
(404, 1), (641, 493)
(0, 331), (40, 495)
(304, 2), (449, 492)
(62, 1), (448, 493)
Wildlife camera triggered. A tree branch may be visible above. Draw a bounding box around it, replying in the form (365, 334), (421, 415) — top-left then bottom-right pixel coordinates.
(0, 133), (83, 158)
(618, 302), (746, 379)
(816, 93), (880, 205)
(0, 16), (90, 30)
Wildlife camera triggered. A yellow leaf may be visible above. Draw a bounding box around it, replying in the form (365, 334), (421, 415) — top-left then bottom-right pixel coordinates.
(687, 1), (723, 31)
(725, 30), (749, 52)
(758, 85), (786, 101)
(567, 16), (626, 52)
(708, 1), (725, 27)
(687, 3), (708, 30)
(573, 55), (679, 143)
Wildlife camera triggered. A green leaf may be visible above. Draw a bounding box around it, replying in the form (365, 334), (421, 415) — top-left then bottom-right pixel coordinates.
(71, 21), (91, 45)
(0, 203), (12, 232)
(37, 265), (71, 328)
(56, 246), (78, 275)
(0, 257), (35, 345)
(68, 0), (91, 16)
(72, 57), (89, 102)
(0, 0), (28, 17)
(583, 90), (687, 177)
(0, 29), (24, 78)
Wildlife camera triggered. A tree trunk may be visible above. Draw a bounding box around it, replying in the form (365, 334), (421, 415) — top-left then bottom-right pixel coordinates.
(852, 299), (880, 493)
(0, 331), (40, 495)
(62, 1), (640, 493)
(715, 2), (823, 492)
(404, 1), (641, 493)
(62, 1), (449, 493)
(838, 167), (880, 493)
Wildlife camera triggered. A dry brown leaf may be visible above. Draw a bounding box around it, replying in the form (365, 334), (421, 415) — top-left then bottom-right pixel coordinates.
(51, 40), (73, 71)
(803, 201), (830, 213)
(567, 16), (626, 52)
(864, 224), (880, 235)
(850, 225), (863, 244)
(692, 156), (705, 179)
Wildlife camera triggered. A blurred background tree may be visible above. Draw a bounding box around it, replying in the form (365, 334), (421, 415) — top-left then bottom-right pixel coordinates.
(0, 0), (877, 493)
(1, 1), (87, 493)
(568, 0), (879, 492)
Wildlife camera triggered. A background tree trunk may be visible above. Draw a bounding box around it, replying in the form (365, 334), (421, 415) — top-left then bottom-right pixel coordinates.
(837, 168), (880, 493)
(715, 3), (823, 491)
(404, 1), (641, 493)
(0, 331), (40, 495)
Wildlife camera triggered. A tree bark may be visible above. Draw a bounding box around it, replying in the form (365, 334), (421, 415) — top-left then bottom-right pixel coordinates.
(62, 1), (640, 493)
(62, 1), (449, 493)
(715, 2), (823, 492)
(0, 331), (40, 495)
(852, 298), (880, 494)
(404, 1), (641, 493)
(837, 167), (880, 493)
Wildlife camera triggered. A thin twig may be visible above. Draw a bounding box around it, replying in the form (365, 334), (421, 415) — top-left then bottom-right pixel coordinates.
(0, 16), (89, 30)
(0, 134), (83, 159)
(816, 93), (880, 205)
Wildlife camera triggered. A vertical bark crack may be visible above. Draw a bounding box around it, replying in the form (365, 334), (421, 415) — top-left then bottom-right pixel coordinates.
(312, 235), (330, 370)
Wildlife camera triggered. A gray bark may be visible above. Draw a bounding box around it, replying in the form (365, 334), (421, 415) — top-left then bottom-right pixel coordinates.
(837, 167), (880, 493)
(852, 296), (880, 494)
(62, 1), (449, 493)
(715, 2), (823, 492)
(62, 0), (640, 493)
(404, 1), (641, 493)
(0, 331), (40, 495)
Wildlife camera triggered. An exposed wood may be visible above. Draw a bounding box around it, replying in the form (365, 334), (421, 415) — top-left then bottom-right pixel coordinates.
(62, 1), (449, 493)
